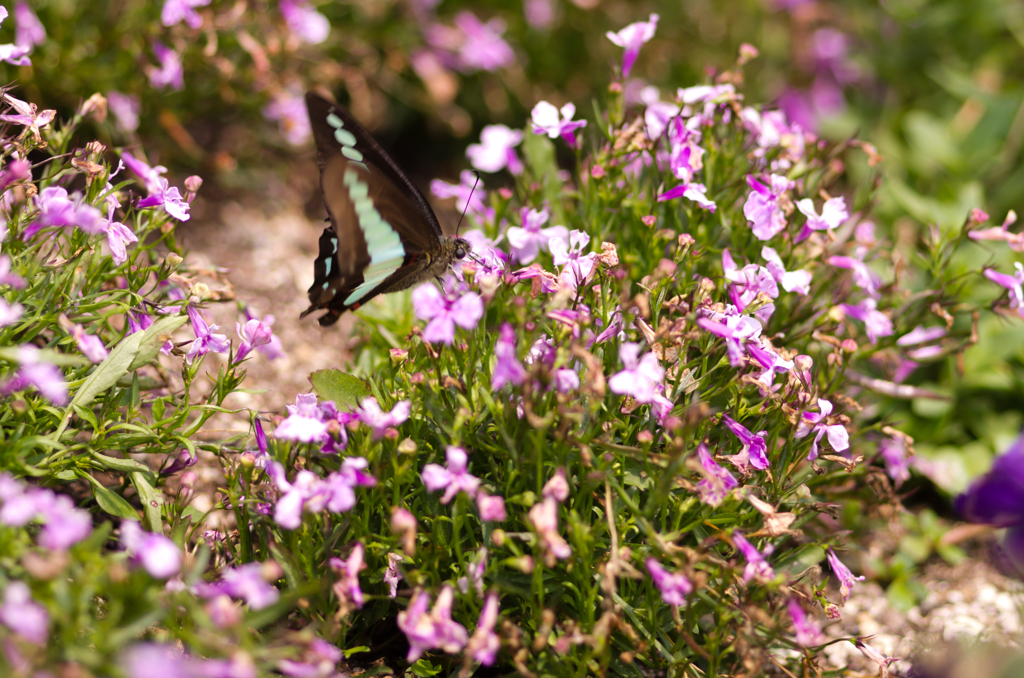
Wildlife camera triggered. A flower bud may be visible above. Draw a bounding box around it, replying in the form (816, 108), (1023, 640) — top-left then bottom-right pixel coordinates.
(80, 93), (108, 122)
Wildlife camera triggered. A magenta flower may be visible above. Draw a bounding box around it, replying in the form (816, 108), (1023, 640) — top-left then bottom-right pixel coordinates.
(329, 542), (366, 610)
(356, 397), (411, 439)
(324, 457), (377, 513)
(430, 170), (488, 218)
(22, 186), (105, 240)
(13, 2), (45, 49)
(794, 398), (849, 461)
(0, 13), (30, 65)
(384, 553), (404, 598)
(0, 299), (24, 327)
(161, 0), (210, 28)
(723, 249), (778, 323)
(0, 581), (48, 644)
(721, 414), (769, 470)
(0, 346), (68, 405)
(121, 151), (191, 221)
(243, 308), (285, 360)
(0, 255), (25, 288)
(71, 324), (108, 364)
(641, 86), (681, 140)
(120, 520), (182, 579)
(795, 196), (848, 241)
(492, 323), (526, 390)
(0, 157), (30, 195)
(264, 88), (311, 146)
(422, 446), (481, 504)
(828, 254), (882, 298)
(762, 246), (811, 295)
(467, 592), (501, 665)
(275, 393), (329, 443)
(839, 298), (893, 344)
(453, 11), (514, 72)
(788, 599), (825, 647)
(185, 304), (230, 364)
(0, 474), (91, 549)
(645, 558), (692, 607)
(956, 430), (1024, 570)
(476, 493), (507, 522)
(198, 563), (280, 610)
(743, 174), (794, 240)
(397, 586), (468, 662)
(121, 150), (167, 195)
(746, 340), (795, 393)
(969, 210), (1024, 251)
(531, 101), (587, 149)
(732, 531), (774, 583)
(551, 229), (598, 289)
(234, 317), (273, 363)
(826, 548), (865, 602)
(107, 91), (140, 133)
(554, 369), (580, 393)
(147, 42), (184, 91)
(657, 181), (716, 212)
(984, 264), (1024, 320)
(542, 467), (570, 502)
(105, 219), (139, 266)
(605, 13), (658, 78)
(879, 435), (910, 487)
(608, 342), (665, 404)
(412, 277), (484, 344)
(528, 496), (572, 562)
(280, 0), (330, 44)
(897, 325), (946, 347)
(458, 547), (487, 596)
(467, 124), (523, 174)
(506, 208), (567, 264)
(696, 444), (737, 507)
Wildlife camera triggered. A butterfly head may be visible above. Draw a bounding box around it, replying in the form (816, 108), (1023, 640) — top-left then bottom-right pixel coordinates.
(454, 237), (471, 261)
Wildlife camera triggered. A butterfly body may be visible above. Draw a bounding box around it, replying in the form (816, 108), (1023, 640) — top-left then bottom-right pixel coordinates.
(301, 92), (470, 326)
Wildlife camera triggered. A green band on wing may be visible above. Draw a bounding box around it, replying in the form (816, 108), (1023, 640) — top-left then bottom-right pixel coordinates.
(341, 169), (405, 306)
(326, 113), (344, 129)
(334, 128), (357, 147)
(341, 146), (364, 162)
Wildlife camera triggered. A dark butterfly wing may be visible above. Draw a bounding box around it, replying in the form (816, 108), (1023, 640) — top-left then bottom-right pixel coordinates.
(302, 92), (443, 326)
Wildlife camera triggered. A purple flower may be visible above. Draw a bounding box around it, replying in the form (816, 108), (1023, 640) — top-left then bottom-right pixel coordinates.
(746, 340), (795, 393)
(897, 325), (946, 346)
(605, 14), (658, 78)
(969, 210), (1024, 251)
(324, 457), (376, 512)
(120, 520), (182, 579)
(0, 254), (25, 288)
(956, 430), (1024, 570)
(71, 325), (108, 363)
(696, 444), (738, 507)
(788, 599), (825, 646)
(640, 86), (681, 140)
(161, 0), (210, 28)
(280, 0), (330, 44)
(0, 346), (68, 405)
(721, 414), (769, 470)
(147, 42), (184, 91)
(467, 124), (523, 174)
(161, 449), (197, 476)
(106, 91), (140, 133)
(356, 397), (411, 439)
(397, 586), (468, 662)
(0, 476), (93, 549)
(528, 496), (572, 562)
(121, 151), (191, 221)
(723, 249), (778, 323)
(430, 170), (488, 218)
(826, 548), (865, 602)
(329, 542), (366, 610)
(264, 88), (311, 146)
(553, 368), (580, 393)
(243, 309), (285, 360)
(839, 298), (894, 344)
(120, 150), (167, 194)
(234, 317), (273, 363)
(879, 435), (910, 487)
(185, 304), (230, 364)
(476, 493), (507, 522)
(384, 552), (403, 598)
(467, 592), (501, 665)
(0, 581), (48, 644)
(0, 12), (30, 65)
(453, 11), (514, 72)
(645, 558), (692, 606)
(275, 393), (329, 443)
(828, 254), (882, 298)
(0, 157), (30, 195)
(551, 229), (598, 289)
(525, 0), (555, 29)
(0, 299), (24, 327)
(412, 277), (484, 344)
(657, 182), (716, 212)
(794, 398), (849, 461)
(198, 563), (280, 610)
(106, 219), (139, 266)
(13, 2), (45, 49)
(492, 323), (526, 390)
(22, 186), (105, 240)
(762, 247), (811, 295)
(608, 342), (665, 404)
(542, 467), (570, 502)
(796, 196), (848, 241)
(269, 465), (327, 529)
(531, 101), (587, 149)
(422, 446), (481, 504)
(984, 264), (1024, 320)
(732, 531), (774, 583)
(506, 208), (567, 264)
(743, 174), (794, 240)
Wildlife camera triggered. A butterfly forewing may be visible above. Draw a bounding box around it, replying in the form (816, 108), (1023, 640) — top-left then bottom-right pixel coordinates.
(303, 92), (445, 326)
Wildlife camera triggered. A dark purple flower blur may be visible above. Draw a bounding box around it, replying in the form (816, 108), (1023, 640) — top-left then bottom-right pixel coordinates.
(956, 431), (1024, 571)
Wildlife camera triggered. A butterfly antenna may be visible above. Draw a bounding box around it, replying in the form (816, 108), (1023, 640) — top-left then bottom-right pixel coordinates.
(454, 171), (482, 237)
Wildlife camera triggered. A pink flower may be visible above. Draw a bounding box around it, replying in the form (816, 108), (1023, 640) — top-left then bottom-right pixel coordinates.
(280, 0), (330, 44)
(492, 323), (526, 390)
(608, 342), (665, 404)
(828, 254), (882, 298)
(743, 174), (794, 240)
(897, 325), (946, 346)
(264, 88), (311, 146)
(969, 210), (1024, 251)
(120, 520), (182, 579)
(645, 558), (692, 607)
(324, 457), (377, 512)
(197, 563), (280, 610)
(531, 101), (587, 149)
(0, 346), (68, 405)
(467, 124), (523, 174)
(412, 277), (484, 344)
(528, 496), (572, 562)
(422, 446), (481, 504)
(733, 531), (774, 583)
(984, 264), (1024, 319)
(839, 298), (893, 344)
(13, 2), (45, 49)
(107, 91), (140, 133)
(506, 208), (567, 264)
(356, 397), (411, 439)
(105, 220), (139, 266)
(761, 246), (811, 295)
(430, 170), (488, 218)
(0, 255), (25, 289)
(161, 0), (210, 29)
(722, 249), (778, 323)
(329, 542), (366, 610)
(696, 444), (737, 507)
(453, 11), (514, 72)
(542, 468), (570, 502)
(721, 414), (769, 470)
(476, 493), (507, 522)
(657, 182), (716, 212)
(384, 552), (404, 598)
(788, 599), (825, 647)
(0, 581), (48, 644)
(147, 42), (184, 91)
(397, 586), (468, 662)
(234, 317), (274, 363)
(550, 229), (597, 289)
(466, 592), (501, 665)
(796, 196), (848, 241)
(826, 548), (865, 602)
(71, 325), (108, 364)
(275, 393), (329, 443)
(185, 305), (230, 364)
(879, 435), (910, 487)
(22, 186), (105, 240)
(794, 398), (849, 460)
(605, 14), (658, 78)
(0, 299), (24, 327)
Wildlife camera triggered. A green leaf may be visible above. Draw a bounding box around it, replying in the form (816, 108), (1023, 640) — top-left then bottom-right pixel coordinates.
(521, 130), (565, 223)
(70, 332), (147, 410)
(309, 369), (369, 409)
(131, 472), (164, 532)
(86, 475), (139, 520)
(90, 452), (151, 474)
(127, 315), (188, 372)
(0, 347), (89, 367)
(410, 659), (442, 677)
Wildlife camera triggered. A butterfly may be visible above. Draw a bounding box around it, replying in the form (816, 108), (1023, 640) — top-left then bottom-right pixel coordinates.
(301, 92), (472, 326)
